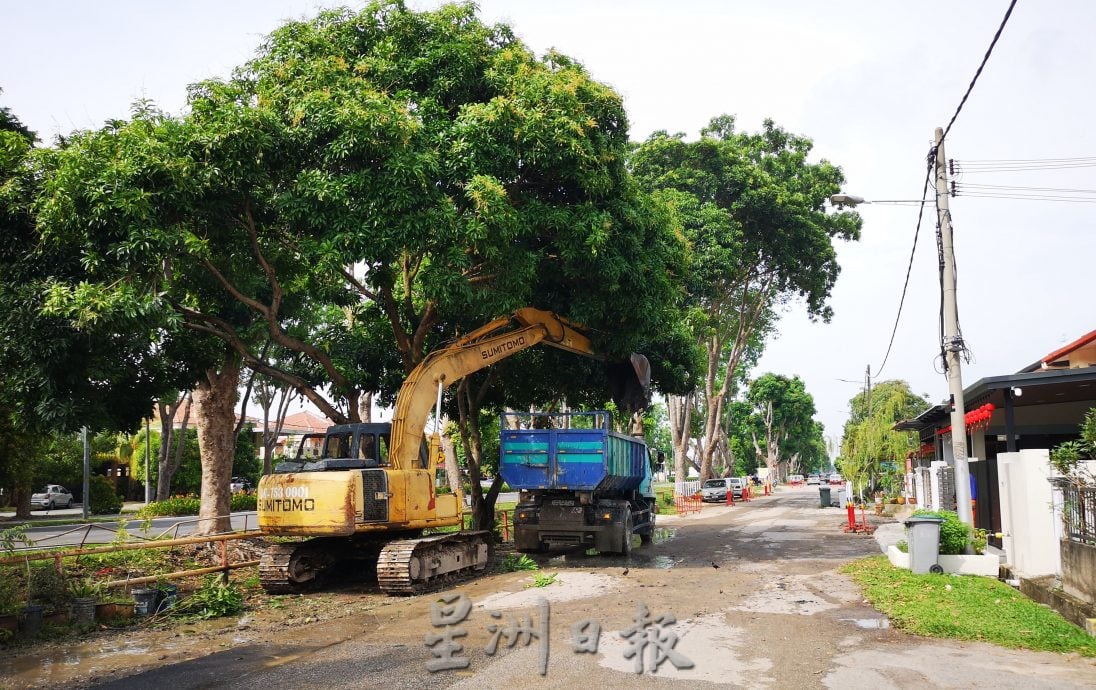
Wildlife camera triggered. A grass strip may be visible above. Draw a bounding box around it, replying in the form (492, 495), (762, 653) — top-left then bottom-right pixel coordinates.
(841, 556), (1096, 656)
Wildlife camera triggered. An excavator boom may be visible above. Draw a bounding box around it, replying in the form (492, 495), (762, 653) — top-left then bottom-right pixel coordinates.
(388, 308), (599, 471)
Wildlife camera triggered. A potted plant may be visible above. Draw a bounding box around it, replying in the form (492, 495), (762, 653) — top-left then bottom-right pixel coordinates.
(0, 525), (44, 635)
(68, 578), (101, 627)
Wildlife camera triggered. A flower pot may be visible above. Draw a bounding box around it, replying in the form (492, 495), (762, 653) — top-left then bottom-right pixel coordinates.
(155, 584), (178, 613)
(18, 604), (44, 635)
(95, 602), (134, 621)
(132, 588), (158, 617)
(896, 496), (906, 505)
(69, 597), (97, 626)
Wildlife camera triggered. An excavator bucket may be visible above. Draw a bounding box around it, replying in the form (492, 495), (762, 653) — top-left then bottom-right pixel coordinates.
(607, 353), (651, 416)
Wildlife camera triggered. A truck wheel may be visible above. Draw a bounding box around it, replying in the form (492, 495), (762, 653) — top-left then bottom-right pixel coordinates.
(639, 502), (655, 544)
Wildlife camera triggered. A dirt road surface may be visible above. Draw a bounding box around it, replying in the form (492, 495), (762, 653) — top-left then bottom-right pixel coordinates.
(3, 486), (1095, 689)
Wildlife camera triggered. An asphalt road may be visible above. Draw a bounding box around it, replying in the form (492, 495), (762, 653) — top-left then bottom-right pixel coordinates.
(16, 512), (260, 549)
(6, 486), (1096, 689)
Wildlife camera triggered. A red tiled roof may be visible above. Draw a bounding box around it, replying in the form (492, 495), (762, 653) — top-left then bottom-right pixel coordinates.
(280, 411), (335, 434)
(1040, 328), (1096, 368)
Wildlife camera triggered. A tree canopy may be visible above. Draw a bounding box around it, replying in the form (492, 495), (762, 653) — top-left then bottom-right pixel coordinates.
(631, 115), (861, 480)
(839, 380), (930, 495)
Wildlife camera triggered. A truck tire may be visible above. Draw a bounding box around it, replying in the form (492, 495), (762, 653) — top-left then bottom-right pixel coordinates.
(639, 501), (655, 545)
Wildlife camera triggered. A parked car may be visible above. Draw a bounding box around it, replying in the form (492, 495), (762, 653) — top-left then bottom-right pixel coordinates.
(828, 473), (844, 485)
(701, 478), (731, 502)
(701, 477), (748, 502)
(31, 484), (73, 510)
(806, 474), (821, 485)
(230, 477), (253, 494)
(727, 477), (748, 498)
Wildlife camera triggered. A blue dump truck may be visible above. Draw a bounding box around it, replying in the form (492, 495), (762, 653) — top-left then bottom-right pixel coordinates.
(500, 411), (656, 555)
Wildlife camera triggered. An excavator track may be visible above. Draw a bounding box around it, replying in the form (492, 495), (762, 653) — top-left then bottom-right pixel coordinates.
(259, 540), (337, 594)
(377, 531), (492, 595)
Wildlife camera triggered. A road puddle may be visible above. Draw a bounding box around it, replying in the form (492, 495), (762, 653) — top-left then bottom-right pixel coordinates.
(0, 616), (229, 686)
(651, 555), (680, 569)
(842, 617), (890, 629)
(652, 527), (677, 544)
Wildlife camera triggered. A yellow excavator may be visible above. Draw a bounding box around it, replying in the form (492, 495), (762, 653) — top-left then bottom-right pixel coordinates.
(256, 308), (645, 594)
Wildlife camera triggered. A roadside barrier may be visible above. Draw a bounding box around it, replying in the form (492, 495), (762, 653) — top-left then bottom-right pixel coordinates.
(0, 522), (262, 589)
(740, 485), (751, 502)
(462, 508), (515, 542)
(674, 494), (701, 515)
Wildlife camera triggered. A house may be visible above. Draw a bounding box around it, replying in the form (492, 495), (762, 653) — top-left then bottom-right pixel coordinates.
(896, 328), (1096, 544)
(271, 411), (334, 459)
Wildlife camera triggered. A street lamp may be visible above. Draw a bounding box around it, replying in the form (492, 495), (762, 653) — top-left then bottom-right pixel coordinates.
(829, 193), (866, 208)
(828, 193), (925, 208)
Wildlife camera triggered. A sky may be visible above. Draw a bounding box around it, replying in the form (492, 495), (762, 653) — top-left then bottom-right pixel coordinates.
(3, 1), (1094, 449)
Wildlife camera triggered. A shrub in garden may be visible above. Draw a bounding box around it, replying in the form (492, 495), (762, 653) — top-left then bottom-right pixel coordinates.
(230, 493), (257, 512)
(135, 496), (201, 518)
(28, 565), (69, 611)
(912, 509), (971, 555)
(88, 475), (123, 515)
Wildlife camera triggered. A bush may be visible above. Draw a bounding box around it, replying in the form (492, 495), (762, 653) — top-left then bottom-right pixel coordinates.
(137, 493), (256, 518)
(173, 575), (244, 620)
(912, 509), (971, 555)
(136, 496), (201, 518)
(28, 565), (68, 612)
(88, 475), (123, 515)
(231, 493), (257, 512)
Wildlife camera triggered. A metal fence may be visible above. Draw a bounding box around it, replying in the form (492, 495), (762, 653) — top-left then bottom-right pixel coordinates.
(1061, 482), (1096, 545)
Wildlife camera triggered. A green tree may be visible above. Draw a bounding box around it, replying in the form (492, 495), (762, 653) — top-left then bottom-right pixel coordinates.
(632, 115), (861, 481)
(0, 99), (184, 516)
(38, 2), (697, 529)
(839, 380), (930, 496)
(744, 373), (819, 480)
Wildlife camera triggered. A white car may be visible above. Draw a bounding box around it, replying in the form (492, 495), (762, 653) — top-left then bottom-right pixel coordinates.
(31, 484), (74, 510)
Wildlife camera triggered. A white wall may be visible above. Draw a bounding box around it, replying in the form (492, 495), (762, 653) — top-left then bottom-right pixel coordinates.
(997, 449), (1060, 578)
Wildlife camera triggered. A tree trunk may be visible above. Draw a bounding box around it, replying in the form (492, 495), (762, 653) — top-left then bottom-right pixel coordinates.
(668, 392), (693, 486)
(155, 398), (177, 501)
(193, 353), (241, 535)
(157, 392), (191, 501)
(13, 480), (30, 519)
(440, 432), (462, 495)
(358, 391), (373, 423)
(455, 379), (503, 532)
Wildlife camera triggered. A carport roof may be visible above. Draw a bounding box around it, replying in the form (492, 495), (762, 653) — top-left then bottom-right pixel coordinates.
(894, 366), (1096, 431)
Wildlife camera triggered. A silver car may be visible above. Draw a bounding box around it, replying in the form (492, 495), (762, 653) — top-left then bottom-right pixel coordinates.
(31, 484), (73, 510)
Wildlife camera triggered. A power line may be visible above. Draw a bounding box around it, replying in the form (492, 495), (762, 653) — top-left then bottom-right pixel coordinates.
(958, 183), (1096, 194)
(953, 191), (1096, 204)
(955, 162), (1096, 173)
(958, 156), (1096, 165)
(942, 0), (1019, 140)
(871, 146), (937, 379)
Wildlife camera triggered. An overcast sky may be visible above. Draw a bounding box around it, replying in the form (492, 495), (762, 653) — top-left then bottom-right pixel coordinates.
(3, 1), (1093, 449)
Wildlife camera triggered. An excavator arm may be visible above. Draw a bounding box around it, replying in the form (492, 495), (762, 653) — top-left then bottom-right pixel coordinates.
(388, 308), (608, 471)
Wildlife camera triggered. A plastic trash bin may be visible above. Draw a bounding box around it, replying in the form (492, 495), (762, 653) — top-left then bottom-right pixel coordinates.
(819, 486), (831, 508)
(904, 516), (944, 574)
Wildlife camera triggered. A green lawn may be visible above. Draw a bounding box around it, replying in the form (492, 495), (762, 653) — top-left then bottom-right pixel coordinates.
(842, 556), (1096, 656)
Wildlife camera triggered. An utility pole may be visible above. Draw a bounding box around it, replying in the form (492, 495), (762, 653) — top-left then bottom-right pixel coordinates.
(145, 417), (151, 504)
(82, 426), (90, 521)
(935, 126), (973, 529)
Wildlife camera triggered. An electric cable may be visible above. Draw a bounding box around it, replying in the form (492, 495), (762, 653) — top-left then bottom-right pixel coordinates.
(942, 0), (1019, 140)
(871, 145), (937, 379)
